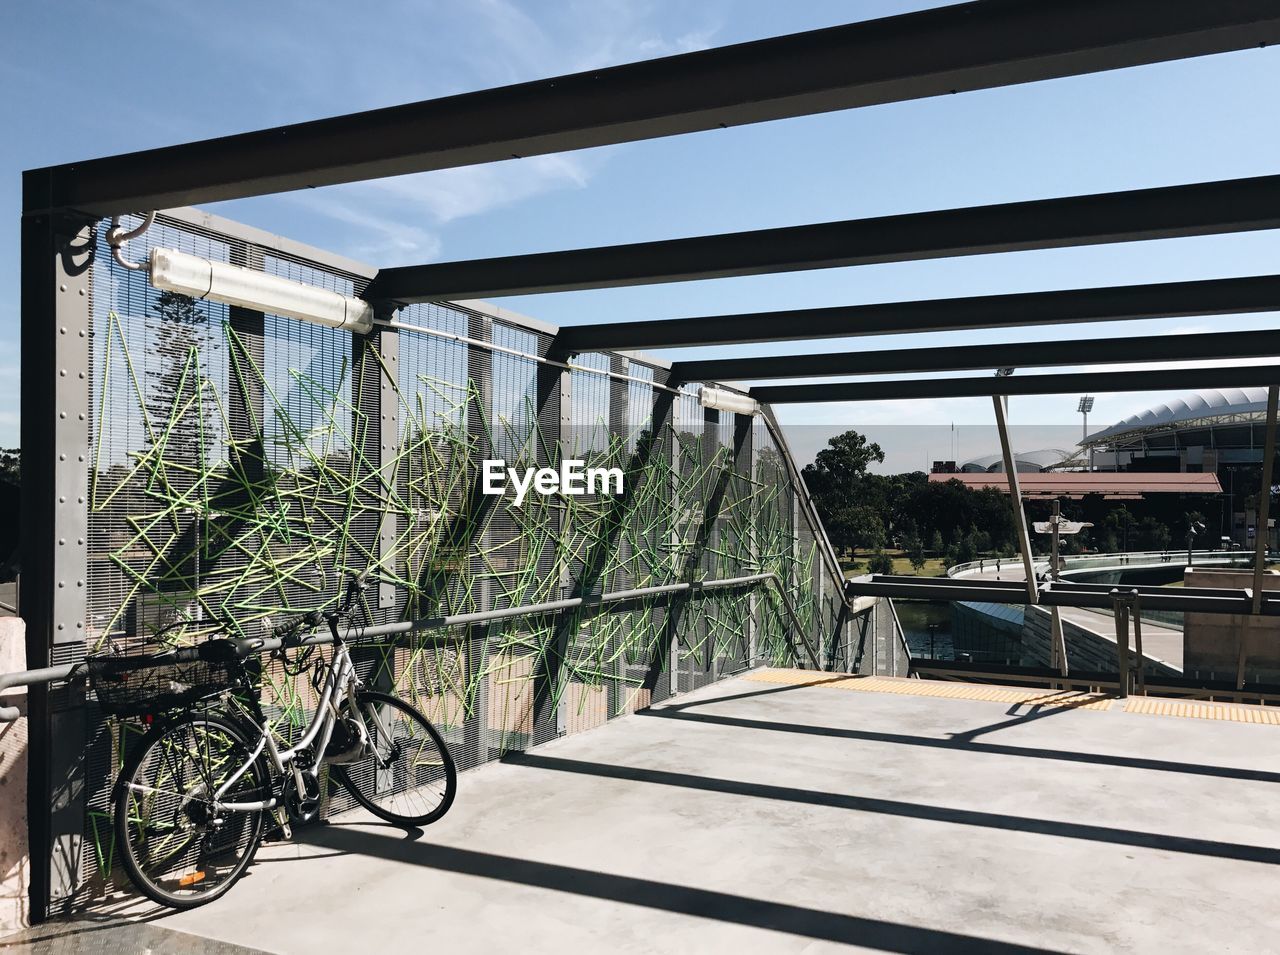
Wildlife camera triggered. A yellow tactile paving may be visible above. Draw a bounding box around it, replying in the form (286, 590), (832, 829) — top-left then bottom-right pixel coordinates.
(1124, 697), (1280, 724)
(743, 669), (1113, 710)
(743, 669), (1280, 725)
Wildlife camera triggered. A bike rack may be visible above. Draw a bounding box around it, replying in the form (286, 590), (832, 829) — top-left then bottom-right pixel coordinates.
(0, 571), (822, 723)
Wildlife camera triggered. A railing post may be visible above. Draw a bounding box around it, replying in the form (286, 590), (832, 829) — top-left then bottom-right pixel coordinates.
(1131, 590), (1146, 696)
(1239, 384), (1280, 689)
(1111, 588), (1130, 699)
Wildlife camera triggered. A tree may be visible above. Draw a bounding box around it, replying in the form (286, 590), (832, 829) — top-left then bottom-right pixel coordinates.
(802, 430), (886, 553)
(929, 529), (944, 555)
(867, 550), (894, 575)
(1139, 516), (1171, 551)
(0, 448), (17, 486)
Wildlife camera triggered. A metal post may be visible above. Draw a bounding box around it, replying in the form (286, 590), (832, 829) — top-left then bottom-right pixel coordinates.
(465, 313), (493, 762)
(1048, 500), (1067, 681)
(375, 319), (400, 610)
(1111, 589), (1130, 699)
(21, 211), (96, 920)
(1131, 590), (1146, 696)
(1237, 384), (1280, 688)
(1050, 606), (1069, 680)
(1250, 384), (1278, 614)
(746, 416), (758, 666)
(668, 395), (681, 690)
(992, 394), (1037, 602)
(1050, 500), (1061, 582)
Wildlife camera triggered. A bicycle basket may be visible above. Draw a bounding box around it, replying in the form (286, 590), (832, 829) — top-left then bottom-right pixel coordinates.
(87, 646), (240, 717)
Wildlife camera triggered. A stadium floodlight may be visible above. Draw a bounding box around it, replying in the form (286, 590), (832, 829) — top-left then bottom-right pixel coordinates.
(699, 386), (759, 416)
(149, 247), (374, 334)
(1077, 396), (1095, 414)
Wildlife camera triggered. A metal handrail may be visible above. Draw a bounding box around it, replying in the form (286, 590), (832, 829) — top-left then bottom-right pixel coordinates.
(0, 571), (806, 723)
(948, 549), (1259, 579)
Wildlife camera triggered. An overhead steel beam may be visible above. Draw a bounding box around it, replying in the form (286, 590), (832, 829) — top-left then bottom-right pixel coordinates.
(559, 275), (1280, 352)
(751, 364), (1280, 404)
(563, 273), (1280, 350)
(24, 1), (1280, 217)
(672, 328), (1280, 382)
(367, 175), (1280, 302)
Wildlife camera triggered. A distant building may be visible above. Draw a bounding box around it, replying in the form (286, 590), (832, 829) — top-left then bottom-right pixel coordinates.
(947, 449), (1075, 473)
(1082, 388), (1276, 547)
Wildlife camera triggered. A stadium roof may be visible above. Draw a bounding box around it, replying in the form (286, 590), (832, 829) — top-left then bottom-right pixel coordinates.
(1085, 387), (1271, 444)
(928, 472), (1223, 498)
(961, 449), (1074, 472)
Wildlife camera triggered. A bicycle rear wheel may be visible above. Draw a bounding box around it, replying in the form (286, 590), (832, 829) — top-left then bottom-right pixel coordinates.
(115, 712), (267, 909)
(334, 690), (456, 826)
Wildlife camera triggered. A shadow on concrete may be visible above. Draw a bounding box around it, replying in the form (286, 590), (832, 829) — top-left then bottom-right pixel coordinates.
(947, 694), (1115, 744)
(295, 824), (1061, 955)
(655, 676), (852, 712)
(504, 752), (1280, 866)
(638, 707), (1280, 786)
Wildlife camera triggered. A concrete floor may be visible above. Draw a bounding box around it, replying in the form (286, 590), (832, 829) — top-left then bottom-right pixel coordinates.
(49, 673), (1280, 953)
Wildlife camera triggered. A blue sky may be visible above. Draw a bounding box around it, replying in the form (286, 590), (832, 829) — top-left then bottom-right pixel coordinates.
(3, 0), (1279, 469)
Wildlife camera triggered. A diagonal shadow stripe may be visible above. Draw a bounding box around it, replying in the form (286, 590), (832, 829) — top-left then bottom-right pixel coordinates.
(505, 752), (1280, 866)
(639, 707), (1280, 786)
(297, 825), (1066, 954)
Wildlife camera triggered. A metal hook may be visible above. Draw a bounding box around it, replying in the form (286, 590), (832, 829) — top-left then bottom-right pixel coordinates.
(105, 211), (157, 271)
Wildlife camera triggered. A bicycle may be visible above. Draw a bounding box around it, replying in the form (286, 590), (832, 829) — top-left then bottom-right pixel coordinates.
(88, 572), (457, 909)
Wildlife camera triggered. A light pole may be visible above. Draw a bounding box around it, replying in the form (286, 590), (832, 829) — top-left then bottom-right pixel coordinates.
(1077, 396), (1094, 471)
(1187, 517), (1205, 566)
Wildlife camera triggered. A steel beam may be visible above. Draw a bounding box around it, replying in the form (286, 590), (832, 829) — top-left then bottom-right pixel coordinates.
(368, 175), (1280, 302)
(26, 2), (1280, 216)
(994, 394), (1039, 603)
(751, 364), (1280, 404)
(673, 328), (1280, 382)
(558, 275), (1280, 352)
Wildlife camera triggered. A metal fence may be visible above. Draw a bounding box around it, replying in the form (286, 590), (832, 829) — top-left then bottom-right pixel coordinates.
(23, 207), (847, 912)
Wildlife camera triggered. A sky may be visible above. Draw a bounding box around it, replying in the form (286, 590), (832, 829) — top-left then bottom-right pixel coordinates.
(3, 0), (1279, 470)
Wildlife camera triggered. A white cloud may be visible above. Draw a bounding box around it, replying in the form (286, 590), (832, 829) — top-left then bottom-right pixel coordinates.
(287, 1), (723, 265)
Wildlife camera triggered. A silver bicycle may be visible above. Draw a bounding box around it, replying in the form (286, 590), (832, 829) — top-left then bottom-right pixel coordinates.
(96, 573), (457, 909)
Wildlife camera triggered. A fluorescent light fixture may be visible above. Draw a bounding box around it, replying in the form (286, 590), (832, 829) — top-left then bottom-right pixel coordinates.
(149, 248), (374, 334)
(699, 386), (759, 416)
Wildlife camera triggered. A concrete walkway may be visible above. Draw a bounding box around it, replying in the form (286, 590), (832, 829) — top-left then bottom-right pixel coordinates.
(28, 672), (1280, 953)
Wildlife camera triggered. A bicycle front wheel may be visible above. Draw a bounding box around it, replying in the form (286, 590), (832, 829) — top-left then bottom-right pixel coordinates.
(115, 712), (267, 909)
(335, 690), (456, 826)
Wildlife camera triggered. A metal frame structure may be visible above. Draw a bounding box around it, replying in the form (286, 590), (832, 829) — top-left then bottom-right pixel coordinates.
(16, 0), (1280, 924)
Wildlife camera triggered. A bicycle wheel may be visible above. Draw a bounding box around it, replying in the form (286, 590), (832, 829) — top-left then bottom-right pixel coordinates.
(115, 712), (268, 909)
(334, 690), (456, 826)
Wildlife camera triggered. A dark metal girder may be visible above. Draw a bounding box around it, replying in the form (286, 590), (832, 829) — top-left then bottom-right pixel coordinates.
(559, 275), (1280, 352)
(847, 576), (1280, 616)
(24, 1), (1280, 217)
(672, 328), (1280, 382)
(368, 175), (1280, 302)
(752, 364), (1280, 403)
(1041, 581), (1279, 615)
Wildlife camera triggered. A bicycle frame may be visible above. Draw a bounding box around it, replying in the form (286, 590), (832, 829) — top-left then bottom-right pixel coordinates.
(207, 637), (395, 814)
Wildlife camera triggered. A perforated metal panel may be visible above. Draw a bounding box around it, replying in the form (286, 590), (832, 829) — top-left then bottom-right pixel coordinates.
(42, 209), (845, 908)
